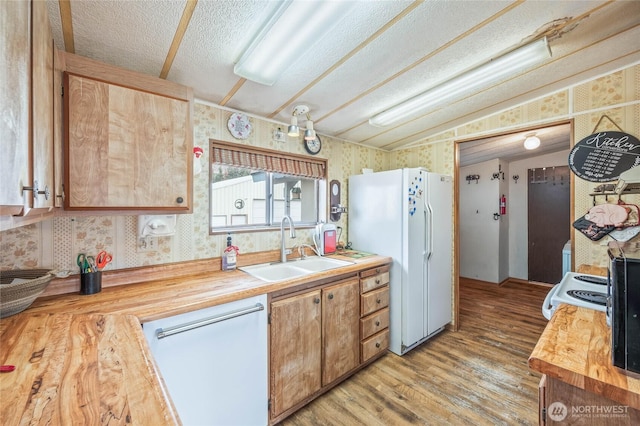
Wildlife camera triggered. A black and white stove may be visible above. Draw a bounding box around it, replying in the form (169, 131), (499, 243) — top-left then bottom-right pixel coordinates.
(542, 272), (608, 320)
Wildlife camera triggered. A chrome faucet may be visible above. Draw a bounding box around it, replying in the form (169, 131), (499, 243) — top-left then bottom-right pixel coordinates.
(280, 215), (296, 263)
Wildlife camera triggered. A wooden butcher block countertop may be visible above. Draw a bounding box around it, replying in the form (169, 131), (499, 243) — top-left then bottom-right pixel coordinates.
(529, 304), (640, 410)
(0, 253), (391, 425)
(0, 313), (180, 425)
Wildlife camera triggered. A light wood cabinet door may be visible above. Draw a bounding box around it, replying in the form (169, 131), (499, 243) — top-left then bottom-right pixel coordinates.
(30, 0), (55, 213)
(64, 74), (191, 211)
(270, 289), (322, 418)
(322, 277), (360, 385)
(0, 0), (30, 215)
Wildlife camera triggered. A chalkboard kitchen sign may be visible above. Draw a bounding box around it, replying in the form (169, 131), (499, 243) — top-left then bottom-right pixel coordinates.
(568, 131), (640, 182)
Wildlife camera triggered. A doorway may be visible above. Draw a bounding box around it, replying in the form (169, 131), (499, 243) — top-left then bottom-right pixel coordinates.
(527, 166), (571, 283)
(455, 121), (573, 328)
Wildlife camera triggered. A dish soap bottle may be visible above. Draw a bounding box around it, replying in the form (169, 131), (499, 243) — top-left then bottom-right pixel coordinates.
(222, 234), (239, 271)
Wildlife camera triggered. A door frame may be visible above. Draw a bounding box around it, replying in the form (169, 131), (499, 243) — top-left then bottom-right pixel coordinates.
(452, 119), (574, 330)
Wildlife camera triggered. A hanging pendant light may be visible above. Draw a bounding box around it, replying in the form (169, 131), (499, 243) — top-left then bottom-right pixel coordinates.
(304, 114), (316, 140)
(287, 114), (299, 137)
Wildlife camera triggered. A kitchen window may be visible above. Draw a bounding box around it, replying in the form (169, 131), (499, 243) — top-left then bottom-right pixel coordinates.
(210, 140), (327, 234)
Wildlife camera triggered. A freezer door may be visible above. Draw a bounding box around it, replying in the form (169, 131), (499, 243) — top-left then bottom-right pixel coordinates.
(403, 168), (429, 349)
(426, 173), (453, 334)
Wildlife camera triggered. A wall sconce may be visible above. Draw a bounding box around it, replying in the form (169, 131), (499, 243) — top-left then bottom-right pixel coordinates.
(329, 180), (347, 221)
(466, 174), (480, 184)
(288, 104), (314, 138)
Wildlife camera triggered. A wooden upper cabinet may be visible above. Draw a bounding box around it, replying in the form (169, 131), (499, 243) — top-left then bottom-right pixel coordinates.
(62, 53), (193, 212)
(0, 0), (30, 216)
(0, 0), (56, 220)
(30, 0), (55, 213)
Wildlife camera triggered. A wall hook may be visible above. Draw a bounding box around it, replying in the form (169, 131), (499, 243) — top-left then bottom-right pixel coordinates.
(513, 175), (519, 184)
(466, 174), (480, 184)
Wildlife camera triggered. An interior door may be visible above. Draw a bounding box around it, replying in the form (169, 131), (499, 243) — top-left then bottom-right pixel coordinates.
(528, 166), (570, 283)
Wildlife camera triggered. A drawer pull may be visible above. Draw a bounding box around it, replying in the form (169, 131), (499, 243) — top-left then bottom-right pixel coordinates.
(314, 298), (320, 304)
(328, 293), (334, 300)
(376, 268), (380, 273)
(375, 342), (381, 348)
(376, 298), (381, 304)
(375, 279), (380, 284)
(375, 321), (380, 326)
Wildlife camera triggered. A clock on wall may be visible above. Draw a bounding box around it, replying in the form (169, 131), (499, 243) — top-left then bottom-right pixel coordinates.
(227, 112), (252, 139)
(304, 134), (322, 155)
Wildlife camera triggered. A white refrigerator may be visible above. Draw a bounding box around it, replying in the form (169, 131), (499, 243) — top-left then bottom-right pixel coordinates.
(348, 168), (453, 355)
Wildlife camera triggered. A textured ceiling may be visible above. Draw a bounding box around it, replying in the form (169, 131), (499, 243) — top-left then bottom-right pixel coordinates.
(46, 0), (640, 162)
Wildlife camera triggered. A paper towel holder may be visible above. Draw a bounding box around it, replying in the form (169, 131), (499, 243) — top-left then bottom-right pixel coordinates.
(138, 215), (177, 238)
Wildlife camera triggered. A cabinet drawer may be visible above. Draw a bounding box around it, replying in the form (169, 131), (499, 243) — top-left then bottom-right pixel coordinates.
(360, 307), (389, 340)
(361, 329), (389, 363)
(360, 271), (390, 293)
(360, 286), (389, 316)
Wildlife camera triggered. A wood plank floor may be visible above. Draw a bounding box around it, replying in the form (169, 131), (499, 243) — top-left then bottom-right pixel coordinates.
(280, 279), (551, 425)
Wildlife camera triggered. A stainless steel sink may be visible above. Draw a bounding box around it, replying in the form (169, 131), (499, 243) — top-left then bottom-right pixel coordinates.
(240, 256), (354, 282)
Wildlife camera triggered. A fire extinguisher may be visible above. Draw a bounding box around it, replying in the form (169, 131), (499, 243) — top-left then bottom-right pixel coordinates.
(500, 194), (507, 215)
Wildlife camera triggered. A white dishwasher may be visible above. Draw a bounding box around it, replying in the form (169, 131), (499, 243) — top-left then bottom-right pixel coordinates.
(143, 294), (268, 426)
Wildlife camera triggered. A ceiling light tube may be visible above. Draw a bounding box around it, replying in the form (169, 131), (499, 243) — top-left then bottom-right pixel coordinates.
(234, 0), (356, 86)
(369, 37), (551, 127)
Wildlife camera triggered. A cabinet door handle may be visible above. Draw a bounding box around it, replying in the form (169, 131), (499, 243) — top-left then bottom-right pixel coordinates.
(176, 197), (184, 204)
(314, 297), (320, 304)
(22, 181), (50, 200)
(375, 321), (380, 326)
(328, 293), (334, 300)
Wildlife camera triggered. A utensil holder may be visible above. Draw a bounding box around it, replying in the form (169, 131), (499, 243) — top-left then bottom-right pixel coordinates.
(80, 271), (102, 295)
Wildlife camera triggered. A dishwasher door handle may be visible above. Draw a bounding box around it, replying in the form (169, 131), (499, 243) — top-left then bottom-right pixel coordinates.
(155, 303), (264, 340)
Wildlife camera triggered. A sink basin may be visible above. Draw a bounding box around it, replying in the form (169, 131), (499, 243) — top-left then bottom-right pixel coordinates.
(290, 256), (354, 272)
(240, 256), (354, 282)
(240, 262), (310, 282)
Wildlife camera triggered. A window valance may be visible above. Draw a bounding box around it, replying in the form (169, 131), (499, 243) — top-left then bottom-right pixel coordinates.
(211, 140), (326, 179)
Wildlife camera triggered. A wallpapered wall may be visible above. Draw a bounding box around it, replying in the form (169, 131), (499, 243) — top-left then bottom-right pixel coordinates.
(395, 64), (640, 269)
(0, 101), (389, 272)
(1, 64), (638, 273)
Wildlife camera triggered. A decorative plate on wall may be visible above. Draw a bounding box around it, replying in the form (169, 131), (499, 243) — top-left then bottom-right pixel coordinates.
(227, 112), (252, 139)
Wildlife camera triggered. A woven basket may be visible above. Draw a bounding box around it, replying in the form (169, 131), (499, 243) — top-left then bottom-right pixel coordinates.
(0, 269), (54, 318)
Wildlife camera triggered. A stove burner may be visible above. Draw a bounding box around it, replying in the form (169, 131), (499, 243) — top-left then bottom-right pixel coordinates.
(574, 275), (608, 285)
(566, 290), (607, 306)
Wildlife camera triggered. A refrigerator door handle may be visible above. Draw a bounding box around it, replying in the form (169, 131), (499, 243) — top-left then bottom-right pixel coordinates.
(425, 201), (433, 260)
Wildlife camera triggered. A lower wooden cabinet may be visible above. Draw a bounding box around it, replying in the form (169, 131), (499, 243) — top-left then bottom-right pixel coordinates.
(321, 279), (360, 385)
(270, 289), (322, 418)
(539, 375), (640, 425)
(359, 265), (390, 362)
(269, 275), (362, 422)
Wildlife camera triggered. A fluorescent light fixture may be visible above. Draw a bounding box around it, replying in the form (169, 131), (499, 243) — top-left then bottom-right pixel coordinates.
(369, 37), (551, 127)
(524, 135), (541, 150)
(234, 0), (356, 86)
